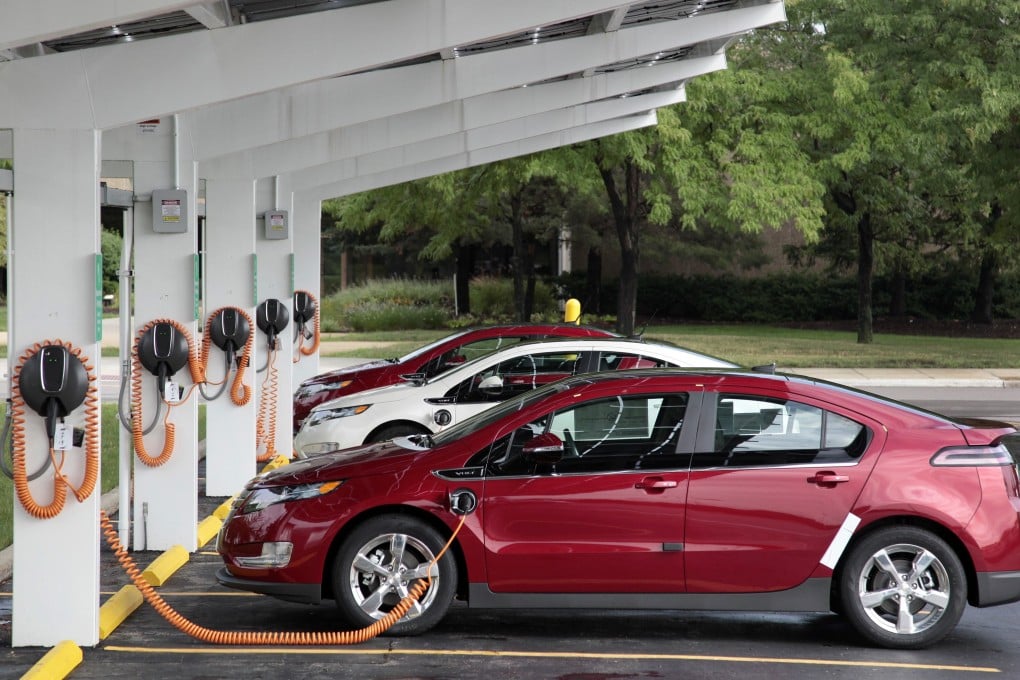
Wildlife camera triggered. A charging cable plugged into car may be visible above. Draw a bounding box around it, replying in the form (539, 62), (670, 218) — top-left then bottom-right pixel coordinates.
(449, 488), (477, 516)
(99, 484), (474, 645)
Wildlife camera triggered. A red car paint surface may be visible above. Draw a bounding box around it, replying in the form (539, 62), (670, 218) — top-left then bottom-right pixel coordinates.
(292, 324), (615, 428)
(222, 369), (1020, 649)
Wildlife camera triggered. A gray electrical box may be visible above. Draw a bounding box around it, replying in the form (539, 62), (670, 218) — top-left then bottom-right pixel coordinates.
(264, 210), (289, 240)
(152, 189), (188, 233)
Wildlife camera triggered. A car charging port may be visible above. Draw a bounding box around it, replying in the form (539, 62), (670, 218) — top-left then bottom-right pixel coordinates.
(448, 488), (477, 516)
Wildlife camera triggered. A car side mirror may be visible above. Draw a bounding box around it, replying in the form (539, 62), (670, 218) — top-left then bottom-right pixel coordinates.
(523, 432), (564, 464)
(477, 374), (503, 395)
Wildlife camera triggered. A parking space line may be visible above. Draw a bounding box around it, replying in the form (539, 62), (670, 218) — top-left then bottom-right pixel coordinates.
(101, 646), (1001, 673)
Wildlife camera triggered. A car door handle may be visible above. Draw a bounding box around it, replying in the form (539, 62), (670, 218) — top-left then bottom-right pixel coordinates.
(807, 472), (850, 486)
(635, 477), (678, 492)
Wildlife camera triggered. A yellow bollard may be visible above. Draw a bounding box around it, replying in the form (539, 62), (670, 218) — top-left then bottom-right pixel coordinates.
(564, 298), (581, 324)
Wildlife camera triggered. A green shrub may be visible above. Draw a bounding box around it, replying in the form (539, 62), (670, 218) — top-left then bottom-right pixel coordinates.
(321, 279), (454, 331)
(321, 277), (563, 330)
(343, 303), (449, 332)
(469, 277), (559, 320)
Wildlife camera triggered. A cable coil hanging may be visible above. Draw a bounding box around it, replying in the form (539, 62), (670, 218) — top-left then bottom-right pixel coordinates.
(255, 345), (280, 462)
(10, 340), (99, 519)
(131, 319), (205, 467)
(199, 306), (255, 406)
(293, 289), (320, 361)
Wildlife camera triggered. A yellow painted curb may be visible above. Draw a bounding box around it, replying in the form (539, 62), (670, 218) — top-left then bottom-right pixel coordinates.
(21, 640), (82, 679)
(260, 453), (291, 472)
(212, 497), (235, 520)
(196, 515), (223, 548)
(98, 585), (143, 640)
(141, 545), (189, 587)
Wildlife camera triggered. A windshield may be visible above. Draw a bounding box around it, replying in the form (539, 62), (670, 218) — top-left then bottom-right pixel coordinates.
(430, 380), (575, 446)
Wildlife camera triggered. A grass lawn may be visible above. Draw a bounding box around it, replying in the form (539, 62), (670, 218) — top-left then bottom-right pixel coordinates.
(319, 324), (1020, 369)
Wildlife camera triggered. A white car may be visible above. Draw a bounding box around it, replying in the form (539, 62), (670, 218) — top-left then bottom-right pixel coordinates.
(294, 337), (736, 458)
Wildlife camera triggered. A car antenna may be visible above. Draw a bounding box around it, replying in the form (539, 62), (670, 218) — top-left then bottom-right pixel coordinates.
(752, 362), (777, 374)
(632, 309), (659, 340)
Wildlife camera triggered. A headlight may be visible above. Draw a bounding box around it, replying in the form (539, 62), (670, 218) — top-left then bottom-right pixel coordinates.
(298, 442), (342, 458)
(305, 404), (370, 428)
(235, 542), (294, 568)
(238, 481), (344, 515)
(298, 380), (353, 397)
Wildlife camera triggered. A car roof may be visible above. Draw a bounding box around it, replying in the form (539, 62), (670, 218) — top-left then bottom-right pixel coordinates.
(554, 367), (969, 426)
(425, 336), (737, 381)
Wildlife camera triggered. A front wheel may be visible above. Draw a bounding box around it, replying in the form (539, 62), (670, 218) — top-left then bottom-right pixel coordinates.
(332, 515), (456, 635)
(366, 422), (429, 444)
(839, 526), (966, 649)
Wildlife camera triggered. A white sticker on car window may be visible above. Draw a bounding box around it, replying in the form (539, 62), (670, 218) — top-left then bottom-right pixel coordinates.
(820, 512), (862, 569)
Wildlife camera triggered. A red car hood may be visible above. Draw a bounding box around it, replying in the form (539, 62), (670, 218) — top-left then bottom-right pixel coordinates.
(258, 439), (429, 486)
(300, 359), (396, 386)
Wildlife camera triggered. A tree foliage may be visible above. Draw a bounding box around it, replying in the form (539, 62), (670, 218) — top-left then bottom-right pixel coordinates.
(323, 1), (1020, 339)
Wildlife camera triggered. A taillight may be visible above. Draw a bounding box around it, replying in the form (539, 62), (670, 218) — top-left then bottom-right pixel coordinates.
(930, 444), (1014, 467)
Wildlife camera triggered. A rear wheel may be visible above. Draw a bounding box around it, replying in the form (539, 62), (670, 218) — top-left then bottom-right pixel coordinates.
(839, 526), (966, 649)
(332, 515), (456, 635)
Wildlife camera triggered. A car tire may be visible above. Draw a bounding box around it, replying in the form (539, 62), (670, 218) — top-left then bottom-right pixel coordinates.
(839, 526), (966, 649)
(332, 515), (456, 635)
(366, 423), (429, 444)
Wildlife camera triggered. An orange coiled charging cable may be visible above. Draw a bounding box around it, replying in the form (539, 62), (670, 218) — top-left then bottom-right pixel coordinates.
(255, 345), (280, 462)
(131, 319), (205, 467)
(100, 509), (466, 644)
(200, 307), (255, 407)
(10, 340), (100, 519)
(293, 289), (321, 360)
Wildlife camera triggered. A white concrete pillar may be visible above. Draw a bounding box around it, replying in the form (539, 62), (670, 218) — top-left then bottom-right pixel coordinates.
(203, 177), (258, 496)
(255, 176), (294, 458)
(9, 127), (102, 647)
(126, 116), (200, 551)
(290, 191), (322, 393)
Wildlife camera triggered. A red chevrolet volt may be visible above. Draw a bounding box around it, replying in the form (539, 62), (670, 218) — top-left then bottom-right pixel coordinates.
(221, 369), (1020, 649)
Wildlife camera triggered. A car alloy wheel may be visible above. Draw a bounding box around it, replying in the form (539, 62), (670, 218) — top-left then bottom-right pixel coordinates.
(840, 526), (966, 649)
(332, 515), (456, 635)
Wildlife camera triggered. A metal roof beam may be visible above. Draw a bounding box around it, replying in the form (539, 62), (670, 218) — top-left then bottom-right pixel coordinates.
(200, 54), (722, 179)
(187, 3), (778, 161)
(302, 112), (657, 201)
(286, 89), (682, 191)
(0, 0), (200, 52)
(0, 0), (634, 130)
(184, 2), (232, 29)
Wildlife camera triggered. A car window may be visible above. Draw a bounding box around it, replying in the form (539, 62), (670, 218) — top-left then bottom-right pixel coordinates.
(597, 352), (669, 371)
(482, 393), (690, 476)
(446, 350), (587, 404)
(699, 394), (870, 468)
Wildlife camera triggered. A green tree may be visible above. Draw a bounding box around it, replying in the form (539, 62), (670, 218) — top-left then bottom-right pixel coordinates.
(781, 0), (1020, 339)
(545, 59), (826, 335)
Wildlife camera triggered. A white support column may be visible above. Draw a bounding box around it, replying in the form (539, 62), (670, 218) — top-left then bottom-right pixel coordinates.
(125, 116), (200, 551)
(9, 127), (102, 647)
(291, 191), (322, 390)
(203, 177), (258, 496)
(255, 176), (294, 459)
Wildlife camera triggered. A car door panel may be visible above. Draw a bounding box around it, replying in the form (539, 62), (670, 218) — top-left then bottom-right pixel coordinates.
(684, 391), (885, 593)
(482, 472), (689, 593)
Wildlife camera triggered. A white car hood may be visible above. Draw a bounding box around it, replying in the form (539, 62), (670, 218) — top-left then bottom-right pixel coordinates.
(310, 378), (426, 412)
